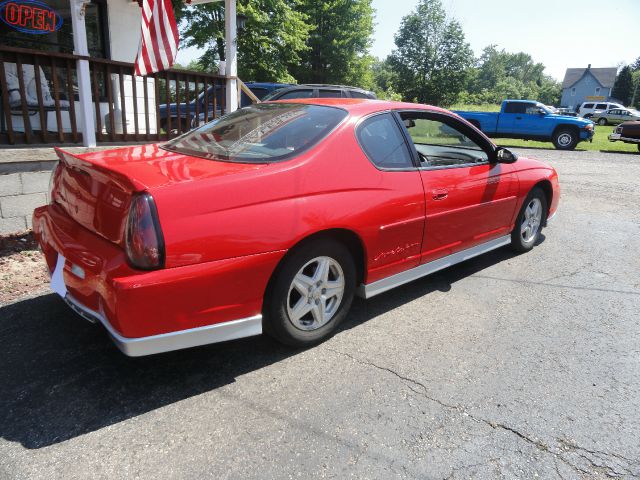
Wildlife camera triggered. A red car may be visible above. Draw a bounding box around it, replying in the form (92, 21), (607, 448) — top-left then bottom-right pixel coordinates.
(33, 99), (560, 356)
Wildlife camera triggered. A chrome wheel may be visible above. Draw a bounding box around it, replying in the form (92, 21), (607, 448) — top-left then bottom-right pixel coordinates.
(557, 132), (573, 147)
(521, 197), (542, 243)
(286, 256), (345, 331)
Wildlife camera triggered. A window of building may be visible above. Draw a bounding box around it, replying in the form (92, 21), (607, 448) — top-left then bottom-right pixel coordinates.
(1, 0), (109, 58)
(571, 87), (576, 96)
(595, 87), (601, 94)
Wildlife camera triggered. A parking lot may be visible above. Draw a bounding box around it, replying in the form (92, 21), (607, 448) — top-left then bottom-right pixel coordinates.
(1, 148), (639, 479)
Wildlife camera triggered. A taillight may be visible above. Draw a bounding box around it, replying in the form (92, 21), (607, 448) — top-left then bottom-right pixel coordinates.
(125, 193), (165, 270)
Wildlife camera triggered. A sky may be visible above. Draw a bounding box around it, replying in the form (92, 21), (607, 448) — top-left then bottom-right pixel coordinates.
(176, 0), (640, 82)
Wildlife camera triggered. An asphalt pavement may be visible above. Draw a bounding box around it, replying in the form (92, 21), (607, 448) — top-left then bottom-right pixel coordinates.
(1, 147), (639, 479)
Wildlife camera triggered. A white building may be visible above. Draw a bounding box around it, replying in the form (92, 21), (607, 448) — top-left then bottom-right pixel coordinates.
(0, 0), (238, 147)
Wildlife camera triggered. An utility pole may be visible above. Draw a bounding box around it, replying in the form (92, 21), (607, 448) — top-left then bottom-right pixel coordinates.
(631, 75), (639, 107)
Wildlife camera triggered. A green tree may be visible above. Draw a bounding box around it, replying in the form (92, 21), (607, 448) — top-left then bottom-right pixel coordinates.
(179, 0), (310, 82)
(612, 66), (634, 105)
(388, 0), (473, 106)
(464, 45), (560, 106)
(291, 0), (374, 87)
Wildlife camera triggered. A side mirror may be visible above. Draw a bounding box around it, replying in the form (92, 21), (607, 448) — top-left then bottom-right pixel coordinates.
(403, 119), (416, 128)
(494, 147), (518, 164)
(538, 109), (547, 115)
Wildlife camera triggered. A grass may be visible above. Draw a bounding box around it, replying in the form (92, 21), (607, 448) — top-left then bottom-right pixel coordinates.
(450, 104), (639, 153)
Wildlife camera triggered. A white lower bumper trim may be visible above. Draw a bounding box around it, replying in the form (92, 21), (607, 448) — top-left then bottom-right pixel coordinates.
(64, 295), (262, 356)
(357, 235), (512, 299)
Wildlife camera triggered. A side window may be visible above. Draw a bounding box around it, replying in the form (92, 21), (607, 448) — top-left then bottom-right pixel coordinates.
(583, 103), (594, 109)
(350, 91), (372, 99)
(399, 113), (489, 168)
(596, 103), (607, 109)
(278, 89), (314, 100)
(504, 102), (527, 114)
(357, 114), (414, 169)
(249, 88), (269, 100)
(319, 89), (343, 98)
(525, 105), (542, 115)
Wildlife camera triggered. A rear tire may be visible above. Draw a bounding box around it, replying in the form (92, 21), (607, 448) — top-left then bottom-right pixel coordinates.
(598, 118), (607, 126)
(552, 129), (578, 150)
(511, 187), (548, 253)
(264, 239), (356, 347)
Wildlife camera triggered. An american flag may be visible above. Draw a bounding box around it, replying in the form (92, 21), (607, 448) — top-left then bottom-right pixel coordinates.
(134, 0), (179, 76)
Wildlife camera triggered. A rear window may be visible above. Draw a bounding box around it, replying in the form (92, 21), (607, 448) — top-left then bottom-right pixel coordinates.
(161, 103), (347, 163)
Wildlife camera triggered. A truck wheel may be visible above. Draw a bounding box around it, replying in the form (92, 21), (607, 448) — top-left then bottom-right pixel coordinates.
(552, 129), (578, 150)
(598, 118), (607, 126)
(637, 144), (640, 153)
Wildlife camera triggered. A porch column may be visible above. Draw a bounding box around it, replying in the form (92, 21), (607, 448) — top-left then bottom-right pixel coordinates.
(224, 0), (238, 112)
(70, 0), (96, 147)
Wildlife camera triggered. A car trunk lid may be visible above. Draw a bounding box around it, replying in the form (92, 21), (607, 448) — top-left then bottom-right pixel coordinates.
(52, 145), (268, 245)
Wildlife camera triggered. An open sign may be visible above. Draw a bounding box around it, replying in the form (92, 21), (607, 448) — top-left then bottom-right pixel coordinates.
(0, 0), (63, 34)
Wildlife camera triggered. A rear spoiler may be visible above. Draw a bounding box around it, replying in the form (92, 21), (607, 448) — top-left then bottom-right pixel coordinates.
(54, 147), (147, 193)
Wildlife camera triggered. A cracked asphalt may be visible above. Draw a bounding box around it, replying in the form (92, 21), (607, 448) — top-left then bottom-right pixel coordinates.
(1, 148), (639, 479)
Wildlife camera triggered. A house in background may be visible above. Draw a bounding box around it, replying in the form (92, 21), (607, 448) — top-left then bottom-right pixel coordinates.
(560, 65), (618, 110)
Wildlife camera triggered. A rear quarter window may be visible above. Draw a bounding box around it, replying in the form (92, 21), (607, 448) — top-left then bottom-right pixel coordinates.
(357, 113), (414, 169)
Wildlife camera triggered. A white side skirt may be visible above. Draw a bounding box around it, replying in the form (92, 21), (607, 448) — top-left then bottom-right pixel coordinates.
(357, 235), (512, 299)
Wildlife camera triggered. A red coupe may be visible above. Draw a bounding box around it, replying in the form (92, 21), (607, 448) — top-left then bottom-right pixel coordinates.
(33, 99), (560, 356)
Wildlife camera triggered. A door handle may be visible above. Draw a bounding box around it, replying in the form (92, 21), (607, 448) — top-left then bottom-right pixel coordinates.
(432, 189), (448, 200)
(515, 116), (522, 120)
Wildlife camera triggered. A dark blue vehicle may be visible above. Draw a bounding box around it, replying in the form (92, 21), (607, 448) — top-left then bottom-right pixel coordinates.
(159, 82), (292, 132)
(455, 100), (595, 150)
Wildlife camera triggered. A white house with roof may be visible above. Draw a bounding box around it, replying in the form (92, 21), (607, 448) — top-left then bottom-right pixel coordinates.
(560, 65), (618, 110)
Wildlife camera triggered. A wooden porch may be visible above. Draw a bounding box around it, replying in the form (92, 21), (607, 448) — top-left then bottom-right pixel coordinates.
(0, 45), (229, 147)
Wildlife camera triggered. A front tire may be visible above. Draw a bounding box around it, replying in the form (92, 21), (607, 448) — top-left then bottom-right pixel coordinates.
(598, 118), (607, 126)
(264, 239), (356, 347)
(511, 188), (548, 253)
(552, 129), (578, 150)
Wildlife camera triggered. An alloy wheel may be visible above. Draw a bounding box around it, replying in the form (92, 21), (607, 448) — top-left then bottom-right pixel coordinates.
(286, 256), (345, 331)
(521, 198), (542, 243)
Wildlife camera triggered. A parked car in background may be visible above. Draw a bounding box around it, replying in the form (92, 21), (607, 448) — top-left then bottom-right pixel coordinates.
(261, 84), (377, 101)
(34, 99), (559, 356)
(608, 120), (640, 152)
(578, 101), (624, 119)
(555, 107), (578, 117)
(160, 82), (292, 133)
(591, 108), (640, 126)
(455, 100), (595, 150)
(192, 84), (377, 128)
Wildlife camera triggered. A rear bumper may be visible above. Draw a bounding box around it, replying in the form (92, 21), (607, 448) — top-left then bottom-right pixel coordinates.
(33, 204), (285, 354)
(64, 293), (261, 356)
(608, 133), (640, 143)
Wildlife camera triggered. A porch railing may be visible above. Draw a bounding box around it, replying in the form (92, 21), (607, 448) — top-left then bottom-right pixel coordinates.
(0, 45), (227, 146)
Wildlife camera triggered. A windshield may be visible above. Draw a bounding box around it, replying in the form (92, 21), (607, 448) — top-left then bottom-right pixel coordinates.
(537, 103), (554, 114)
(161, 103), (347, 163)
